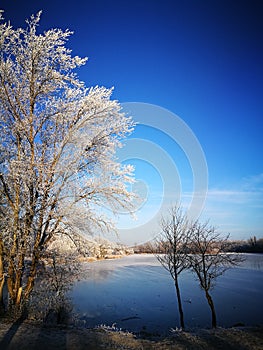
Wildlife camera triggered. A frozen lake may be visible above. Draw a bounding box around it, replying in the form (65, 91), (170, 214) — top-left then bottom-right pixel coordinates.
(71, 253), (263, 334)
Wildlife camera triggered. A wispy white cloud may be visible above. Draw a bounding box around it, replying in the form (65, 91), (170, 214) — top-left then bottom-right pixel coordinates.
(116, 173), (263, 244)
(195, 173), (263, 239)
(241, 173), (263, 192)
(205, 190), (263, 206)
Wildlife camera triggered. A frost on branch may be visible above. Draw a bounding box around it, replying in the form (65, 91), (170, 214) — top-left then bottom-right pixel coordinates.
(0, 11), (136, 311)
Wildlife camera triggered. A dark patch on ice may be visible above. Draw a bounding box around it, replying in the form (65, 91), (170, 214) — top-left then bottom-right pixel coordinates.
(121, 316), (141, 322)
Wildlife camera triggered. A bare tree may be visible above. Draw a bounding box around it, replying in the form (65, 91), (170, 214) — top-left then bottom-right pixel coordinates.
(0, 11), (135, 313)
(154, 206), (190, 330)
(188, 221), (243, 328)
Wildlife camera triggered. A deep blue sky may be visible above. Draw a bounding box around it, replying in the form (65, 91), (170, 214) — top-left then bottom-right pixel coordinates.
(1, 0), (262, 244)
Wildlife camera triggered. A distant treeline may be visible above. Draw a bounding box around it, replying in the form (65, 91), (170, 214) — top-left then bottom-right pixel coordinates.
(227, 236), (263, 253)
(132, 236), (263, 254)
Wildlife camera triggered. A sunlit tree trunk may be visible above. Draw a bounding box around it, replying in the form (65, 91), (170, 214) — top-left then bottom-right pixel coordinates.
(14, 252), (26, 305)
(24, 253), (39, 301)
(0, 241), (5, 313)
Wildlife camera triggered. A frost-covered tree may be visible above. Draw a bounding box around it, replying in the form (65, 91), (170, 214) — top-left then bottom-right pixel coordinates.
(0, 11), (135, 311)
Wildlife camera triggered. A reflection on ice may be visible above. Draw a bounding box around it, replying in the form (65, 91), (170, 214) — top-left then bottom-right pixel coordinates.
(238, 253), (263, 270)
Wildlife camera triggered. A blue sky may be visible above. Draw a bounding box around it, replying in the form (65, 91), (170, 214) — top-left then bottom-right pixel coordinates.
(2, 0), (263, 244)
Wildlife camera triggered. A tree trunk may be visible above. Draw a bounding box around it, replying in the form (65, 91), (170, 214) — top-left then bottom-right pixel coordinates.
(24, 253), (39, 301)
(174, 276), (185, 329)
(0, 277), (5, 314)
(7, 259), (16, 304)
(0, 273), (5, 314)
(205, 289), (217, 328)
(14, 253), (25, 306)
(0, 246), (5, 313)
(7, 270), (22, 309)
